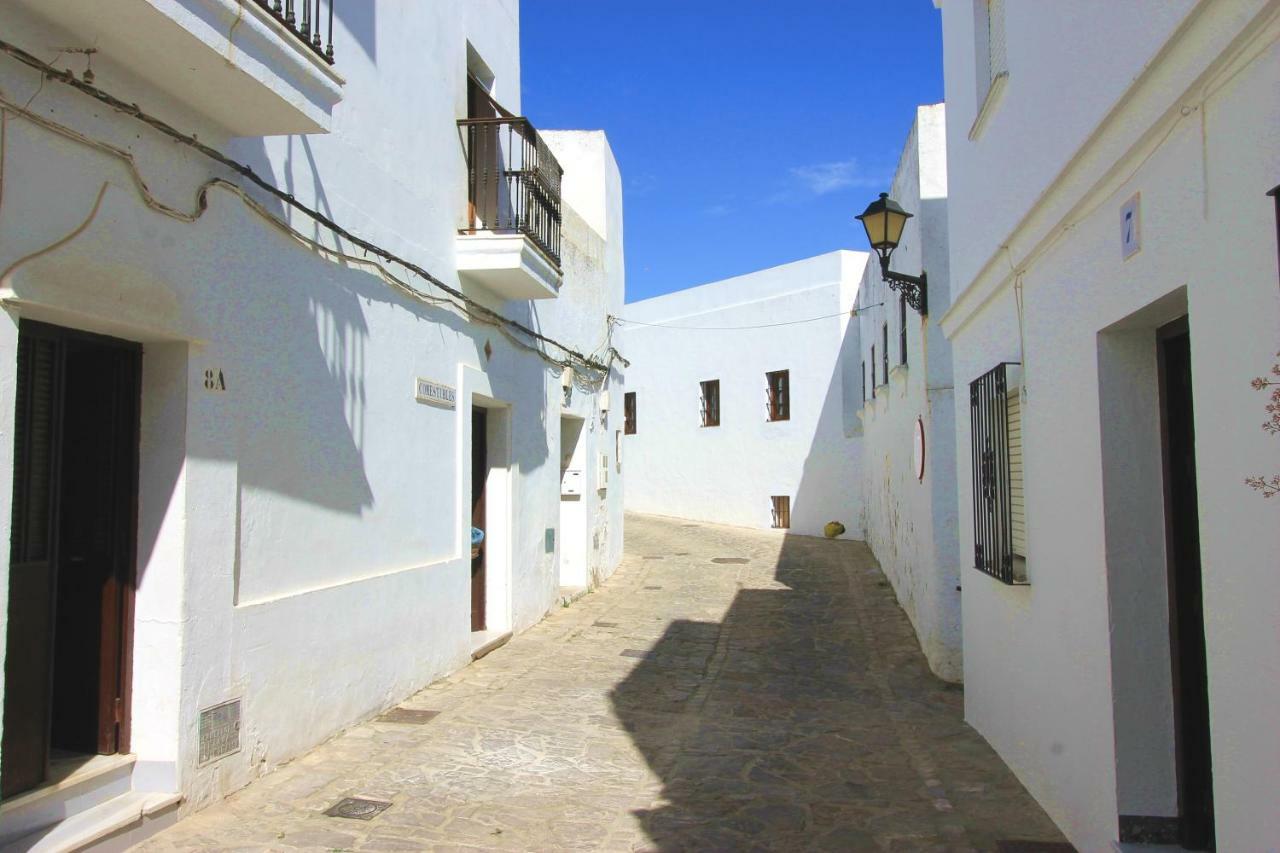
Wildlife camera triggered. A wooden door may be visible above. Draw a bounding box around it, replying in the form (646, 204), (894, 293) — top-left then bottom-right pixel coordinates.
(1, 333), (63, 798)
(470, 408), (487, 632)
(1158, 317), (1215, 850)
(1, 323), (140, 798)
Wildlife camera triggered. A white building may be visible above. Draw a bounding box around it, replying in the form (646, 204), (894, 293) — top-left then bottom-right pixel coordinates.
(853, 103), (961, 683)
(0, 1), (625, 847)
(620, 252), (866, 538)
(936, 0), (1280, 848)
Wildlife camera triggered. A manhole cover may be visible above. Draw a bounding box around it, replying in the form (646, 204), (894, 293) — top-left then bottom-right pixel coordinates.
(620, 649), (650, 659)
(642, 555), (664, 560)
(325, 797), (392, 821)
(376, 708), (439, 725)
(681, 524), (700, 528)
(711, 557), (749, 564)
(675, 551), (690, 556)
(644, 585), (663, 590)
(594, 620), (620, 628)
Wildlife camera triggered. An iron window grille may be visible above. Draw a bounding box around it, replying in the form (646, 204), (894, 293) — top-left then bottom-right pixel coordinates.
(861, 360), (866, 402)
(771, 496), (791, 529)
(766, 370), (790, 421)
(623, 392), (636, 435)
(699, 380), (720, 427)
(900, 294), (908, 366)
(870, 346), (876, 398)
(882, 323), (889, 382)
(969, 362), (1026, 584)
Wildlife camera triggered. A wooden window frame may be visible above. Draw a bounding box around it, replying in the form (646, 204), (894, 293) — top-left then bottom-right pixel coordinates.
(766, 370), (790, 422)
(699, 379), (720, 427)
(870, 346), (876, 398)
(882, 322), (889, 383)
(771, 495), (791, 529)
(623, 391), (636, 435)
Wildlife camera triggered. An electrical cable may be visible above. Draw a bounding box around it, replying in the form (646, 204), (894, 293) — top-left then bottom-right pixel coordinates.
(0, 36), (621, 379)
(614, 310), (851, 331)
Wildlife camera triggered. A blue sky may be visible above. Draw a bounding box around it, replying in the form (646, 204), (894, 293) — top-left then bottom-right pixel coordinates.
(520, 2), (944, 303)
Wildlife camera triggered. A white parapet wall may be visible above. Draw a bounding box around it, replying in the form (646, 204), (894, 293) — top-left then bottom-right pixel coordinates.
(619, 251), (867, 538)
(853, 103), (961, 682)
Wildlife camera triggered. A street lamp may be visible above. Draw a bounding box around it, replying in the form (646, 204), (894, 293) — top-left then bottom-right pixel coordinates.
(856, 192), (928, 315)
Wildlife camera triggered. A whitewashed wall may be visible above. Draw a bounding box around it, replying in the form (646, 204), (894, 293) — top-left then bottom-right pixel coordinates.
(854, 104), (960, 682)
(938, 0), (1280, 848)
(620, 252), (867, 538)
(0, 0), (623, 814)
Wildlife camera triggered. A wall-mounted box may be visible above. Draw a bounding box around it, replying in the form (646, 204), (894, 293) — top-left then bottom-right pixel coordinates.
(561, 468), (583, 496)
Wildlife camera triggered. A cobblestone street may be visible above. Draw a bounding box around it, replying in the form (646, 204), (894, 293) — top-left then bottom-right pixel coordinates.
(141, 515), (1067, 851)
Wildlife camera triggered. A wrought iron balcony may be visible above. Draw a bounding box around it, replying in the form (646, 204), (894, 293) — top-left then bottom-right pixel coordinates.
(458, 116), (563, 270)
(253, 0), (335, 64)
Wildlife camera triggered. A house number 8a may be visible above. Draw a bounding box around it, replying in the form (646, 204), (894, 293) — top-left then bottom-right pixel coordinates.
(204, 369), (227, 391)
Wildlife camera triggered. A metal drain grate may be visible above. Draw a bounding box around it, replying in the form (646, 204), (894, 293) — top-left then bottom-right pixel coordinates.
(620, 649), (651, 659)
(644, 585), (663, 590)
(642, 555), (664, 560)
(325, 797), (392, 821)
(376, 708), (439, 725)
(594, 620), (620, 628)
(711, 557), (749, 564)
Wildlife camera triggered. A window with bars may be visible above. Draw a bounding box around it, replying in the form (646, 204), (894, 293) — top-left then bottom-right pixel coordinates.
(771, 495), (791, 529)
(623, 391), (636, 435)
(900, 294), (908, 366)
(766, 370), (790, 421)
(870, 346), (876, 398)
(699, 380), (720, 427)
(861, 360), (866, 402)
(882, 323), (889, 383)
(969, 362), (1026, 584)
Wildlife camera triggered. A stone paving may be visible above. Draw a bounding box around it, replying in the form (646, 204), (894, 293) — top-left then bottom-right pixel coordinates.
(140, 514), (1070, 852)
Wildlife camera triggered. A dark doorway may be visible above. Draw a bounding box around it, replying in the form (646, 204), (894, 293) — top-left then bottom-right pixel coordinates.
(470, 407), (487, 633)
(1, 321), (141, 798)
(1158, 317), (1215, 850)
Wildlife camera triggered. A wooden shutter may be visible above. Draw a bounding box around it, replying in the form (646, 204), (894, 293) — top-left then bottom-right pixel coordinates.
(1007, 388), (1026, 556)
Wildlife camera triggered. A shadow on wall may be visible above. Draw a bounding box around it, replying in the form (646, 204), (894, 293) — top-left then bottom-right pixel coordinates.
(608, 532), (1062, 850)
(790, 318), (860, 536)
(335, 1), (376, 62)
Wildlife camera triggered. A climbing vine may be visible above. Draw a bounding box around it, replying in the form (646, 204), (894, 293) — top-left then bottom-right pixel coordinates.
(1245, 351), (1280, 499)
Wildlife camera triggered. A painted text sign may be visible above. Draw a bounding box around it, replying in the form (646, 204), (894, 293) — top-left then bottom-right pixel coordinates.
(415, 378), (456, 409)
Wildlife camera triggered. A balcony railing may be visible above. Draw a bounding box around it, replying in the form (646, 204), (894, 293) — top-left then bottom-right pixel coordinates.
(253, 0), (335, 64)
(458, 116), (563, 269)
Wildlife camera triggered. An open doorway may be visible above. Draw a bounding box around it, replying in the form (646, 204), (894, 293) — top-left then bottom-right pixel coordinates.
(1, 321), (141, 798)
(1158, 317), (1215, 850)
(558, 415), (587, 589)
(471, 407), (488, 632)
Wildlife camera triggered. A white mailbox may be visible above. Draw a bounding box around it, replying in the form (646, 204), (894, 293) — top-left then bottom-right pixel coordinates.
(561, 468), (583, 496)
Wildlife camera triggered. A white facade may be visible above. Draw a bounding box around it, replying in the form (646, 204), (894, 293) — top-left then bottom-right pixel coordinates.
(937, 0), (1280, 849)
(620, 252), (867, 538)
(0, 0), (624, 843)
(853, 104), (961, 682)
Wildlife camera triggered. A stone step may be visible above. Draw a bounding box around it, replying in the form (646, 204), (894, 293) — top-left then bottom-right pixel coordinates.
(3, 790), (182, 853)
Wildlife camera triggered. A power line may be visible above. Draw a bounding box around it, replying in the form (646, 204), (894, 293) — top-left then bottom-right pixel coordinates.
(0, 37), (623, 374)
(614, 310), (852, 331)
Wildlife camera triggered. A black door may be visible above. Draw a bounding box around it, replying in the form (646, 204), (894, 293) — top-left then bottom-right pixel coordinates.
(1158, 317), (1215, 850)
(471, 408), (487, 633)
(1, 322), (140, 798)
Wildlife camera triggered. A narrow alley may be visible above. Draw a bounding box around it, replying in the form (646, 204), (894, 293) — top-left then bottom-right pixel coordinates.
(140, 515), (1066, 851)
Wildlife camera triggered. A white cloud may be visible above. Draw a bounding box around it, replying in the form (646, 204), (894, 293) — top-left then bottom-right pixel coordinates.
(787, 158), (884, 196)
